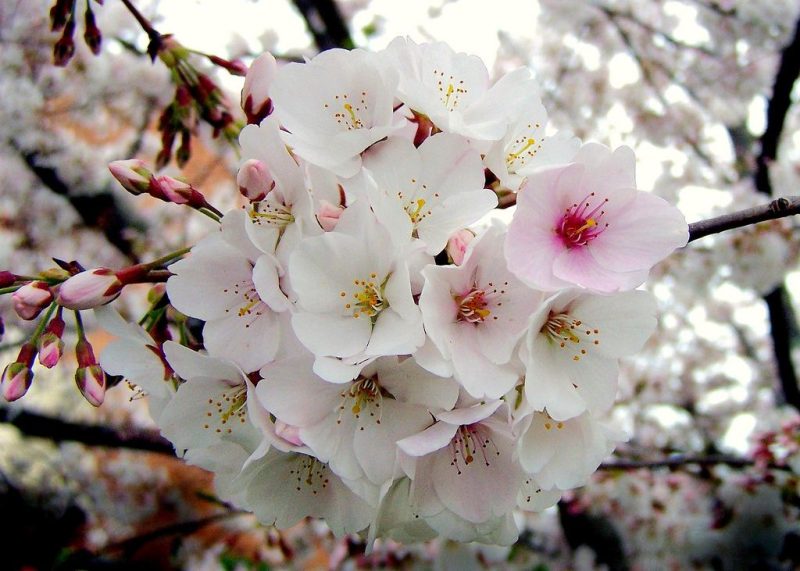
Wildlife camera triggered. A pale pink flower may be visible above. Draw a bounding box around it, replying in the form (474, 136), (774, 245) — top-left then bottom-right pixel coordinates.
(397, 400), (524, 526)
(505, 143), (688, 292)
(419, 225), (541, 399)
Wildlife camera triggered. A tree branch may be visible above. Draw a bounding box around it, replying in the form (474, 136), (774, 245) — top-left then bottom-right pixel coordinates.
(16, 148), (144, 264)
(687, 195), (800, 242)
(0, 406), (175, 456)
(292, 0), (354, 51)
(753, 16), (800, 412)
(600, 454), (790, 471)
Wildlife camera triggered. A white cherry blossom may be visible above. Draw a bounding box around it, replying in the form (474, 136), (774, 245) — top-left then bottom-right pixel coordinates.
(521, 289), (657, 420)
(289, 200), (426, 382)
(270, 48), (402, 177)
(362, 133), (497, 255)
(384, 36), (539, 141)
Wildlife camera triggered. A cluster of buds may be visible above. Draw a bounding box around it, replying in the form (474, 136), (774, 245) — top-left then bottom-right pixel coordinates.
(49, 0), (103, 66)
(153, 36), (241, 167)
(109, 159), (221, 217)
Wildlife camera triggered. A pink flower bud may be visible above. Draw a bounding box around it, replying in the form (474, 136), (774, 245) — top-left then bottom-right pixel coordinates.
(317, 200), (344, 231)
(237, 159), (274, 202)
(38, 314), (65, 369)
(12, 281), (54, 320)
(38, 333), (64, 368)
(109, 159), (152, 195)
(75, 365), (106, 407)
(242, 52), (277, 124)
(149, 175), (207, 208)
(446, 229), (475, 265)
(2, 343), (36, 402)
(56, 269), (122, 310)
(2, 362), (33, 401)
(208, 55), (248, 76)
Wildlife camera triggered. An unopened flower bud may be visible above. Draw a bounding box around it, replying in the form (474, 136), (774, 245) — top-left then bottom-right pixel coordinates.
(75, 365), (106, 407)
(56, 269), (122, 310)
(446, 229), (475, 265)
(2, 362), (34, 402)
(2, 343), (36, 402)
(149, 175), (208, 209)
(83, 4), (102, 55)
(242, 52), (276, 124)
(237, 159), (274, 201)
(53, 17), (76, 66)
(38, 313), (65, 368)
(0, 271), (17, 287)
(317, 200), (345, 232)
(12, 281), (54, 320)
(208, 55), (248, 76)
(109, 159), (152, 195)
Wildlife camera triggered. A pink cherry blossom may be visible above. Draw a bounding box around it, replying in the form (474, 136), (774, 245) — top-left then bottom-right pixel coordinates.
(505, 143), (689, 293)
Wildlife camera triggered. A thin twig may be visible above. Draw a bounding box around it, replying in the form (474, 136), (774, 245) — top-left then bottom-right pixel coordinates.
(687, 195), (800, 242)
(600, 454), (790, 471)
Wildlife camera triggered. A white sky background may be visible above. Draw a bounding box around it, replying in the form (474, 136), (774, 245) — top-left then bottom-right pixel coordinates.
(148, 0), (791, 454)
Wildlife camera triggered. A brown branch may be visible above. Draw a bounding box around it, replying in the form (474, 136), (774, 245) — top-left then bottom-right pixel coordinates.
(0, 406), (175, 456)
(292, 0), (354, 51)
(687, 195), (800, 242)
(753, 16), (800, 412)
(16, 148), (144, 264)
(600, 454), (790, 471)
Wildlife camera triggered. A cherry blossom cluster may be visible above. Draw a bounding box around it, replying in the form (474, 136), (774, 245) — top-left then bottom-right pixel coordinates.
(15, 37), (688, 544)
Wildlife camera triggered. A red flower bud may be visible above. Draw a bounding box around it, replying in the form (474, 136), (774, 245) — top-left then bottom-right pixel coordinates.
(0, 271), (17, 288)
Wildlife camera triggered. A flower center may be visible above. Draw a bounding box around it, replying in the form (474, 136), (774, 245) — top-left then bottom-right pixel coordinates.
(434, 69), (467, 111)
(542, 311), (601, 362)
(288, 455), (330, 495)
(223, 279), (267, 323)
(455, 289), (491, 323)
(341, 273), (386, 320)
(337, 376), (383, 425)
(248, 197), (294, 231)
(449, 424), (499, 475)
(505, 124), (543, 169)
(556, 192), (609, 248)
(203, 382), (248, 434)
(325, 92), (368, 130)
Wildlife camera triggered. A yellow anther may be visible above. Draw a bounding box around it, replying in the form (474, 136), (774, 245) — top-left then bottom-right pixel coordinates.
(506, 137), (537, 164)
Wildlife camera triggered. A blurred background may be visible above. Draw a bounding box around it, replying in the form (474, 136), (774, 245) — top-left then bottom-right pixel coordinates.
(1, 0), (799, 568)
